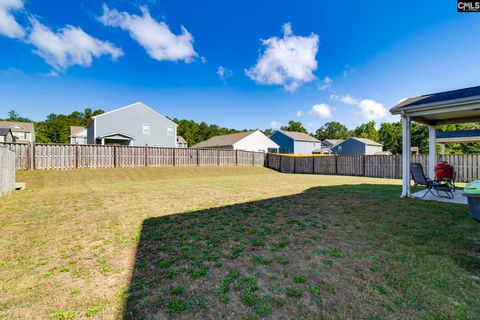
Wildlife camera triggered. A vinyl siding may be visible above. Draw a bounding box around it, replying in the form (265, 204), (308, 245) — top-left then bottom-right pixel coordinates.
(89, 103), (177, 147)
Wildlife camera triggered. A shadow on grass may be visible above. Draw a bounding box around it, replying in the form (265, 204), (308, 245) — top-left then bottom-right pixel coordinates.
(122, 184), (478, 319)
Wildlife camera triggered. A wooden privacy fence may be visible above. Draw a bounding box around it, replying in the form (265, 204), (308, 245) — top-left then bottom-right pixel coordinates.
(0, 146), (16, 196)
(265, 153), (480, 183)
(0, 143), (265, 170)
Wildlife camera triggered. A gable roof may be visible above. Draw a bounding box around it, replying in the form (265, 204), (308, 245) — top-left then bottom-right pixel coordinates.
(90, 102), (177, 126)
(0, 121), (34, 133)
(390, 86), (480, 113)
(323, 139), (344, 147)
(276, 130), (320, 142)
(0, 128), (12, 136)
(349, 137), (382, 146)
(192, 131), (256, 148)
(70, 126), (86, 136)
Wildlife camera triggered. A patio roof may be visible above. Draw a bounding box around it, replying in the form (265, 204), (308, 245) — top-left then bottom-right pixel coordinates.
(390, 85), (480, 198)
(436, 129), (480, 144)
(390, 86), (480, 125)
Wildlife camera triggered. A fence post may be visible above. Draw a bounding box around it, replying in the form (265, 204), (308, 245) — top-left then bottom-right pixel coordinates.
(31, 143), (35, 170)
(173, 148), (176, 167)
(279, 155), (283, 172)
(335, 155), (338, 174)
(217, 150), (220, 166)
(197, 149), (200, 166)
(75, 145), (79, 169)
(293, 156), (296, 173)
(236, 150), (238, 166)
(252, 152), (255, 166)
(113, 146), (117, 168)
(145, 147), (148, 167)
(312, 156), (315, 174)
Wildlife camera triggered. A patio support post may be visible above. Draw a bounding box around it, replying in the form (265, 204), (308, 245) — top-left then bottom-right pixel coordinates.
(401, 115), (411, 197)
(428, 125), (436, 179)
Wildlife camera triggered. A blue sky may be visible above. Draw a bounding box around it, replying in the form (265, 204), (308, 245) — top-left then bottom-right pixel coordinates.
(0, 0), (479, 131)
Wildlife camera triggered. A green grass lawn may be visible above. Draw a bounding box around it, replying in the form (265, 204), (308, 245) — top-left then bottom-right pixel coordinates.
(0, 167), (479, 319)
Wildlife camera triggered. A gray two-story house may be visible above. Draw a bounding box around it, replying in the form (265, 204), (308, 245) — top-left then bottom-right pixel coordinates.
(87, 102), (177, 147)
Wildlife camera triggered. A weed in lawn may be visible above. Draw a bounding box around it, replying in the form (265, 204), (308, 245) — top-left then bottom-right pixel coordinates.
(250, 255), (273, 265)
(227, 246), (244, 259)
(219, 294), (231, 303)
(249, 237), (265, 248)
(219, 271), (240, 293)
(170, 286), (185, 295)
(168, 299), (186, 314)
(256, 303), (273, 316)
(271, 237), (291, 251)
(96, 258), (110, 274)
(293, 274), (307, 283)
(275, 256), (289, 265)
(157, 258), (175, 269)
(85, 306), (102, 317)
(308, 285), (319, 294)
(242, 293), (260, 306)
(286, 287), (303, 298)
(48, 310), (76, 320)
(323, 259), (334, 266)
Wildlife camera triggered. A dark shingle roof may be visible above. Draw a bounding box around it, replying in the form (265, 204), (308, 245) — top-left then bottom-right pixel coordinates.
(391, 86), (480, 111)
(277, 131), (319, 142)
(192, 131), (256, 148)
(0, 128), (12, 136)
(436, 129), (480, 139)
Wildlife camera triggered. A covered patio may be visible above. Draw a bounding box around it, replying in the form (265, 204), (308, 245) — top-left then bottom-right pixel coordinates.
(390, 86), (480, 201)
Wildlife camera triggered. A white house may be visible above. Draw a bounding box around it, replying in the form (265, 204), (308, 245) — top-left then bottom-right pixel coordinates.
(70, 126), (87, 144)
(192, 130), (279, 153)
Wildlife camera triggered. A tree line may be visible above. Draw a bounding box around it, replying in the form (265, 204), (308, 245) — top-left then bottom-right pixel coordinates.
(3, 109), (480, 154)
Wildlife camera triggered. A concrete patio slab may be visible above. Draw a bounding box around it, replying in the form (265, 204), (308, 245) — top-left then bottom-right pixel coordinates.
(411, 189), (467, 205)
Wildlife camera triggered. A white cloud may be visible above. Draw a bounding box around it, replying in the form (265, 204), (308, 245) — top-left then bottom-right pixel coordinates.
(245, 23), (319, 92)
(0, 0), (25, 39)
(331, 93), (388, 120)
(28, 18), (123, 71)
(99, 5), (198, 63)
(309, 103), (334, 118)
(318, 76), (332, 90)
(357, 99), (388, 120)
(296, 110), (304, 118)
(270, 120), (281, 129)
(330, 94), (358, 105)
(216, 66), (232, 81)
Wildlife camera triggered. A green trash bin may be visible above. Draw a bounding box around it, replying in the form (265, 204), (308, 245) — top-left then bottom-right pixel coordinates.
(463, 180), (480, 222)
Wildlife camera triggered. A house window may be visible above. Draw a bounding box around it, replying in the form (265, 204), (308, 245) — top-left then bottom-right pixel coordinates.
(143, 124), (150, 135)
(12, 131), (25, 140)
(338, 146), (342, 153)
(167, 127), (173, 136)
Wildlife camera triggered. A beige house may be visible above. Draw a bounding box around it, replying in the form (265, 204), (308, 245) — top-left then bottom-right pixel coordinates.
(70, 126), (87, 144)
(0, 121), (35, 143)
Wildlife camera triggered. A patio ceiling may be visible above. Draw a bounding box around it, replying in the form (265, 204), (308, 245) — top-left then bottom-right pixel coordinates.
(390, 86), (480, 125)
